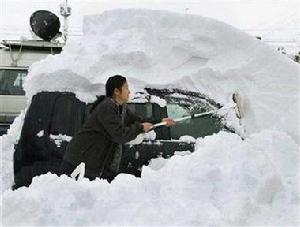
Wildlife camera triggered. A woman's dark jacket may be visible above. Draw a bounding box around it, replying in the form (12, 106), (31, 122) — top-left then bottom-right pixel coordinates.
(61, 97), (145, 179)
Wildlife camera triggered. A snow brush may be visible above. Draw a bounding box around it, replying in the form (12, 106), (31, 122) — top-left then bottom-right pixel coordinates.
(150, 110), (216, 129)
(151, 92), (244, 130)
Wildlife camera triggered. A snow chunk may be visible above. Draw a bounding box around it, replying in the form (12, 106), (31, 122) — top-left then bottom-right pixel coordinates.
(127, 130), (157, 146)
(36, 130), (44, 137)
(179, 135), (196, 144)
(49, 134), (72, 148)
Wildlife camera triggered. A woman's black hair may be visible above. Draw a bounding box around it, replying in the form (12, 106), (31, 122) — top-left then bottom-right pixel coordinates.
(89, 95), (106, 113)
(89, 75), (127, 113)
(105, 75), (127, 97)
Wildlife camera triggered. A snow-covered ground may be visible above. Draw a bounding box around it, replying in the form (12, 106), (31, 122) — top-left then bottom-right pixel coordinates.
(1, 9), (299, 226)
(2, 131), (299, 226)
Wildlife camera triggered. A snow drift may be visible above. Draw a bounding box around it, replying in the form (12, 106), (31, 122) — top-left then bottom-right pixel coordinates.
(1, 9), (299, 226)
(2, 131), (299, 226)
(24, 9), (300, 143)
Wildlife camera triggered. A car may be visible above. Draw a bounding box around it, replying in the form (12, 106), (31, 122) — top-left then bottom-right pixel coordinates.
(13, 89), (236, 188)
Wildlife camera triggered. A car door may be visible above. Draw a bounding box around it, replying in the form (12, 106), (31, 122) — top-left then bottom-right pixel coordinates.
(119, 102), (195, 177)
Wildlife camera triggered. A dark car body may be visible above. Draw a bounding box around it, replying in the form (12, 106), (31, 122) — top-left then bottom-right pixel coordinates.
(13, 89), (232, 188)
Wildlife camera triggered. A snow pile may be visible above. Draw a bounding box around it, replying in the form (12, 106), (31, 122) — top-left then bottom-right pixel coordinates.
(148, 157), (169, 170)
(2, 131), (299, 226)
(23, 69), (104, 103)
(1, 112), (26, 193)
(22, 9), (299, 143)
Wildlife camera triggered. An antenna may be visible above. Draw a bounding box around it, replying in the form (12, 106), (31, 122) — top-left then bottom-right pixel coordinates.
(59, 0), (72, 42)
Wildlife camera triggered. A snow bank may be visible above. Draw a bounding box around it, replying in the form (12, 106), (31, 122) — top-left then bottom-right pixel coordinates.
(1, 112), (25, 193)
(2, 131), (299, 226)
(23, 9), (299, 143)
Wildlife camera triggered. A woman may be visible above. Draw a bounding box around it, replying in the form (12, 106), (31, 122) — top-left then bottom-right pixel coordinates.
(60, 75), (175, 181)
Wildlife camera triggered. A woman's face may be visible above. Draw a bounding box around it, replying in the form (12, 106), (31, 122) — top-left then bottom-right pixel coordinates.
(115, 81), (130, 103)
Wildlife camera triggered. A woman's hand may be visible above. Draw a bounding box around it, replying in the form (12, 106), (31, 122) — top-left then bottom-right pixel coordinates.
(142, 122), (153, 133)
(162, 118), (176, 127)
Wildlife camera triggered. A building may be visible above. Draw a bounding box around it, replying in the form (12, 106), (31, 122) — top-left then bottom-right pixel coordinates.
(0, 39), (63, 134)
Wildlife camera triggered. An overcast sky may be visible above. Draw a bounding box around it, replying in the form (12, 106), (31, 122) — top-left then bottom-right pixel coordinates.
(0, 0), (299, 41)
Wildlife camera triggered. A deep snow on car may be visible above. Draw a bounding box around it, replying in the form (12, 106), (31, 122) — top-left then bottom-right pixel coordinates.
(13, 89), (237, 188)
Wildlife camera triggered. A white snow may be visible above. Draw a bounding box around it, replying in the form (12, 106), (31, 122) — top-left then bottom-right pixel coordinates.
(150, 95), (166, 107)
(127, 133), (144, 146)
(148, 157), (168, 170)
(1, 111), (26, 193)
(1, 9), (300, 226)
(144, 130), (156, 141)
(2, 131), (299, 226)
(49, 134), (72, 148)
(174, 150), (192, 156)
(128, 91), (148, 103)
(127, 130), (157, 146)
(36, 130), (44, 137)
(37, 131), (72, 147)
(179, 135), (196, 144)
(22, 9), (299, 144)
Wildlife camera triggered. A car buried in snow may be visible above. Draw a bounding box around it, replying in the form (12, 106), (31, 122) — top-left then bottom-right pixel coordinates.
(13, 89), (239, 188)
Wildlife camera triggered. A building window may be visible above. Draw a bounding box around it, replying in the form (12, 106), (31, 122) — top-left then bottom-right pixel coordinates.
(0, 69), (27, 95)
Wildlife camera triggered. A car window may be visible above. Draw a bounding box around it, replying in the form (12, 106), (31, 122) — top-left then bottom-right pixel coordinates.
(167, 103), (191, 123)
(0, 69), (27, 95)
(167, 103), (223, 139)
(127, 103), (153, 120)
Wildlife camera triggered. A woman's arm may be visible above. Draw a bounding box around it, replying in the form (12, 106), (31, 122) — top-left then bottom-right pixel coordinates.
(97, 102), (144, 144)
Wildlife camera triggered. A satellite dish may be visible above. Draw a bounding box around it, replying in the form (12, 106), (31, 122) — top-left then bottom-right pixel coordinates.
(30, 10), (60, 41)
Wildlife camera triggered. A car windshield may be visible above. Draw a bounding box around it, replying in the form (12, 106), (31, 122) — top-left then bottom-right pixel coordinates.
(0, 68), (27, 95)
(167, 103), (223, 139)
